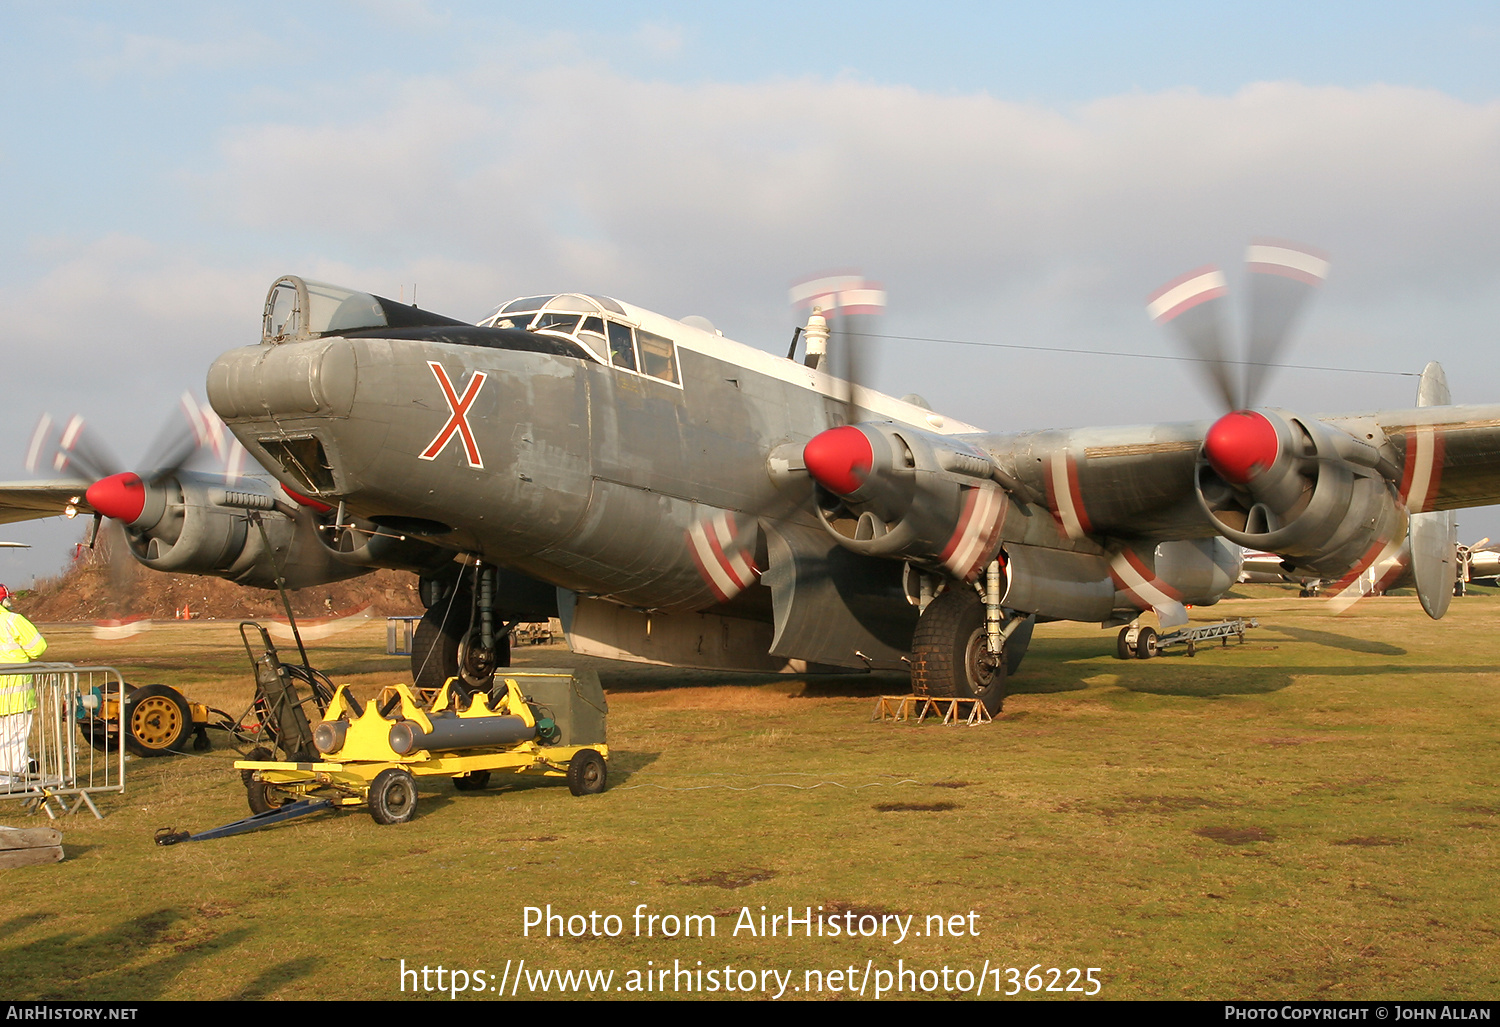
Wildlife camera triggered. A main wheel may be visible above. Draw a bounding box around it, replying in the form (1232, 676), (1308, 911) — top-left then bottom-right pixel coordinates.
(1135, 627), (1158, 659)
(411, 595), (468, 692)
(123, 685), (192, 757)
(457, 627), (510, 691)
(452, 770), (491, 792)
(368, 768), (419, 824)
(567, 749), (607, 796)
(911, 587), (1005, 714)
(410, 592), (512, 693)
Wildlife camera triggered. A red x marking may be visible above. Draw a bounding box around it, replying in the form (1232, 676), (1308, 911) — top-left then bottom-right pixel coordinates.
(420, 362), (488, 468)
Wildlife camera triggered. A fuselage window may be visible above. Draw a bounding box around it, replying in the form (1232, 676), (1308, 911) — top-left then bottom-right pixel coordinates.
(607, 321), (638, 371)
(637, 330), (678, 384)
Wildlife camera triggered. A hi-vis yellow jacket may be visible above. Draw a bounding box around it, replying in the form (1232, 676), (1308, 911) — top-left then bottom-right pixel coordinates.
(0, 609), (47, 715)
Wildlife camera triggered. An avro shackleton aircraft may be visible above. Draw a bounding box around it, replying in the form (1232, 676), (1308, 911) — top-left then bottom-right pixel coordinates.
(4, 242), (1498, 713)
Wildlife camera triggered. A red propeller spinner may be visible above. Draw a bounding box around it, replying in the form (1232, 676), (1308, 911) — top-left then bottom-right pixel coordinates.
(1203, 410), (1279, 485)
(85, 472), (148, 524)
(803, 426), (873, 495)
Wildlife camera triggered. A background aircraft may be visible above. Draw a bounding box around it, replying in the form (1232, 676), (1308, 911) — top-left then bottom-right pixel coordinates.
(3, 241), (1498, 715)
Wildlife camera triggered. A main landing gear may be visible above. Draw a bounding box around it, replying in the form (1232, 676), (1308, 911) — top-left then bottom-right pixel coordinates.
(412, 564), (511, 693)
(910, 564), (1033, 715)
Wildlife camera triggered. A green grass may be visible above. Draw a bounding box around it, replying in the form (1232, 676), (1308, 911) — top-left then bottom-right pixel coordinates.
(5, 594), (1500, 1000)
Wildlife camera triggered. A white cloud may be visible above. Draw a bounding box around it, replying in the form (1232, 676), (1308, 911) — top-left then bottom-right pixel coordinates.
(20, 67), (1500, 437)
(201, 71), (1500, 277)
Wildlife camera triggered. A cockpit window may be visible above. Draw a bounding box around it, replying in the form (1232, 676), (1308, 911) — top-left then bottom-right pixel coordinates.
(533, 311), (582, 336)
(503, 296), (555, 313)
(480, 292), (681, 387)
(607, 321), (637, 371)
(491, 311), (537, 330)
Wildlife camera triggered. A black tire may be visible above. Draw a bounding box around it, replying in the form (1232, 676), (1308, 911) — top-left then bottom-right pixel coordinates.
(1116, 627), (1135, 660)
(242, 747), (293, 815)
(240, 746), (273, 787)
(78, 681), (125, 753)
(368, 768), (419, 824)
(410, 593), (512, 693)
(1135, 627), (1158, 660)
(453, 770), (491, 792)
(246, 776), (295, 816)
(123, 685), (193, 757)
(567, 750), (607, 796)
(80, 721), (115, 753)
(911, 587), (1005, 714)
(411, 598), (466, 692)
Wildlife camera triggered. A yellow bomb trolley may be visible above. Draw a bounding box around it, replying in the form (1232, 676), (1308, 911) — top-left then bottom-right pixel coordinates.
(233, 669), (609, 825)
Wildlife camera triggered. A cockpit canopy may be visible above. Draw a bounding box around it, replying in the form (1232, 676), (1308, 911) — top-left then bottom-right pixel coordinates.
(260, 278), (678, 385)
(481, 293), (678, 383)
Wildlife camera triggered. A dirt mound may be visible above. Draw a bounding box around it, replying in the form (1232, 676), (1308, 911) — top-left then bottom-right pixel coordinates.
(15, 545), (425, 623)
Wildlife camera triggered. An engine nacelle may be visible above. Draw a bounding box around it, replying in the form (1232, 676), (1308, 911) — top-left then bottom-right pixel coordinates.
(803, 422), (1007, 582)
(1196, 409), (1405, 579)
(90, 471), (369, 590)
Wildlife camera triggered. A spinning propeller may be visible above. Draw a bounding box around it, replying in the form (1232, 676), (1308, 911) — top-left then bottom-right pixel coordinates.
(24, 394), (245, 619)
(1149, 242), (1452, 616)
(685, 274), (888, 603)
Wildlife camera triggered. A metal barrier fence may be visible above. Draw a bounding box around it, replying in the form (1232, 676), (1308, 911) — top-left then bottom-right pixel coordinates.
(0, 663), (127, 819)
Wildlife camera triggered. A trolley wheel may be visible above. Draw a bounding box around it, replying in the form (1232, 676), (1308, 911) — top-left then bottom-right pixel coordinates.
(1116, 627), (1135, 660)
(240, 746), (273, 787)
(452, 770), (491, 792)
(567, 749), (607, 796)
(246, 776), (296, 816)
(369, 768), (419, 824)
(1135, 627), (1158, 660)
(1187, 639), (1197, 657)
(123, 684), (193, 757)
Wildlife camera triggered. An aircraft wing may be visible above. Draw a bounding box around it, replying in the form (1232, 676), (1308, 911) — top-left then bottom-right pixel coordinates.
(986, 420), (1213, 542)
(981, 403), (1500, 546)
(0, 480), (94, 526)
(1333, 404), (1500, 511)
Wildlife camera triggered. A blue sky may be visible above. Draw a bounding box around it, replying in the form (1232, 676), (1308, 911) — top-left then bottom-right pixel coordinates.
(3, 1), (1500, 581)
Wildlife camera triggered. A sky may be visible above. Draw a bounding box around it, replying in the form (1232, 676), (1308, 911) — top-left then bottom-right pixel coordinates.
(3, 0), (1500, 583)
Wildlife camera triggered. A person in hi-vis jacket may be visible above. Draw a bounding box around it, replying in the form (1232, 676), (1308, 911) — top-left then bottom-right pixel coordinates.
(0, 585), (47, 783)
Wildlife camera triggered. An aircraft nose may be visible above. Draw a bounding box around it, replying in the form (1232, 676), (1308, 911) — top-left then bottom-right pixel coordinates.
(804, 426), (874, 495)
(1203, 410), (1279, 484)
(85, 472), (147, 523)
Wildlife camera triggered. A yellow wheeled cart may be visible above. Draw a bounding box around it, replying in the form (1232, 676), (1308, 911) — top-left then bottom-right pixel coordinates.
(233, 668), (609, 825)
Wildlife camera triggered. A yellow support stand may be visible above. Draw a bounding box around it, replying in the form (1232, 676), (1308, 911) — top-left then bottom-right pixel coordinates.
(872, 695), (993, 726)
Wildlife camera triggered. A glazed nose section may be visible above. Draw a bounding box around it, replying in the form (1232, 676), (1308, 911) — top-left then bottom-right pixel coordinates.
(804, 426), (874, 495)
(85, 472), (147, 524)
(1204, 410), (1279, 484)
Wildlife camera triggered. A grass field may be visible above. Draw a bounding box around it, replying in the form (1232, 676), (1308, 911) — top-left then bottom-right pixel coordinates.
(4, 590), (1500, 1001)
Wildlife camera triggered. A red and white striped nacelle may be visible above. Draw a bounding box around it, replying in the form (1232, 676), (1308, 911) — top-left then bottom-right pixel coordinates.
(803, 422), (1007, 583)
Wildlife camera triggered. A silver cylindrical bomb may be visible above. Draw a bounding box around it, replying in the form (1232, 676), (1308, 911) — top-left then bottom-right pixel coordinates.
(314, 719), (349, 754)
(388, 714), (535, 756)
